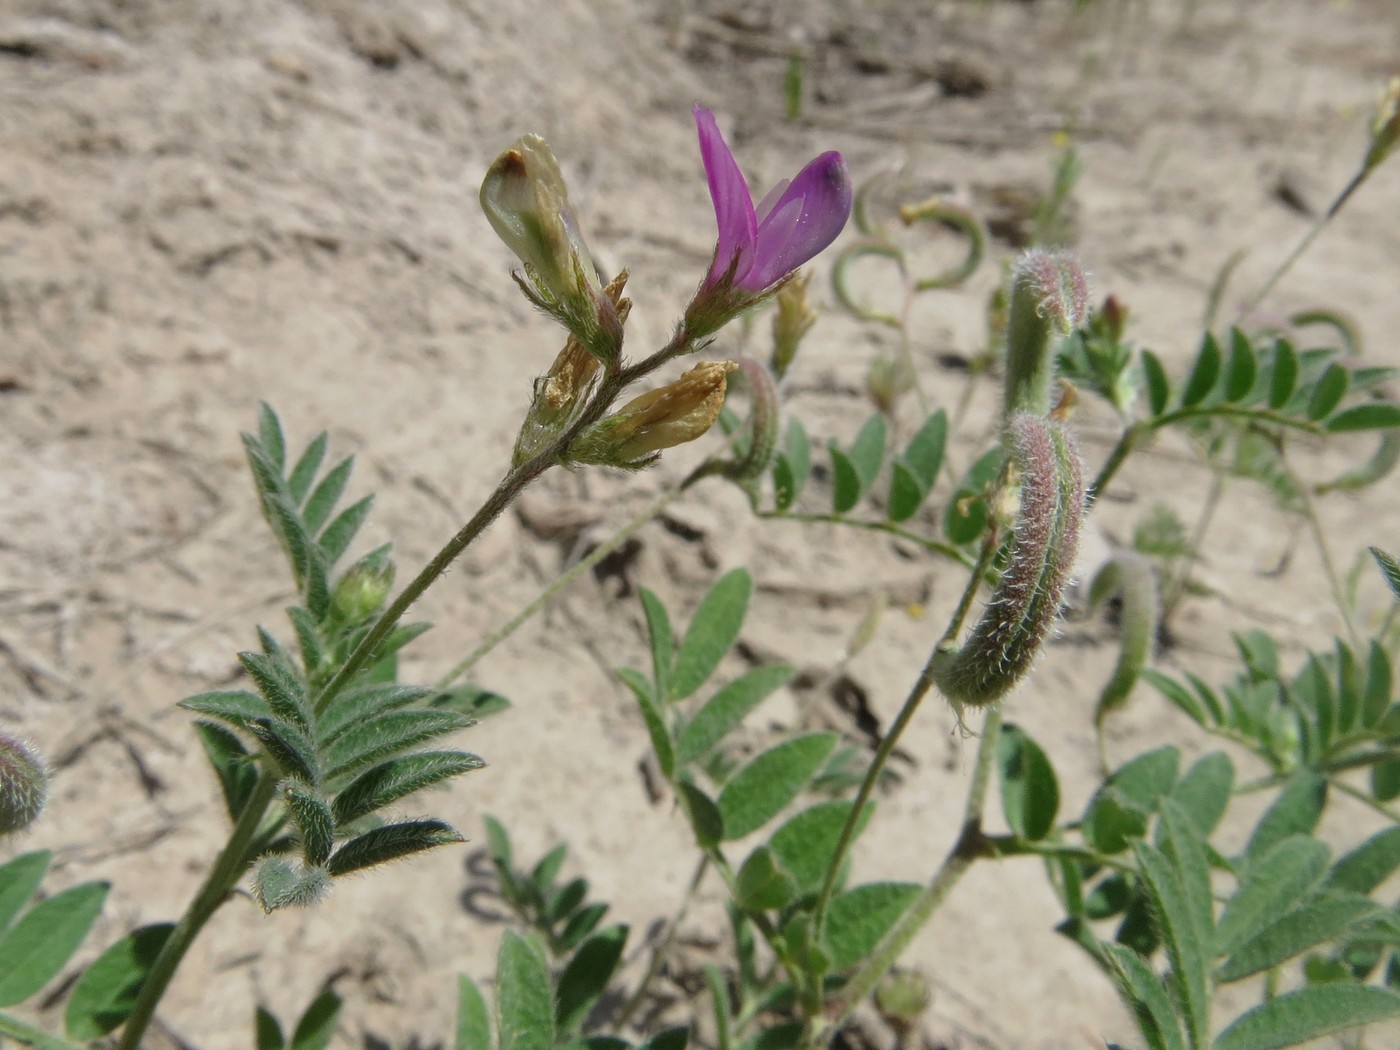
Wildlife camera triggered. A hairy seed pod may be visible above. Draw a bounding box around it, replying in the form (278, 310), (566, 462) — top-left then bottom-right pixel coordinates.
(719, 357), (781, 485)
(0, 730), (48, 834)
(933, 414), (1086, 712)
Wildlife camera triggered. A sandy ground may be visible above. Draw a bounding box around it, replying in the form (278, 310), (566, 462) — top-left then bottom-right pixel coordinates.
(3, 0), (1400, 1047)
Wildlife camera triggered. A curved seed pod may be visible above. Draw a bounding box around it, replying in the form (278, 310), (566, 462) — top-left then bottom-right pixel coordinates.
(898, 198), (985, 291)
(718, 357), (781, 486)
(0, 730), (48, 834)
(1088, 553), (1159, 728)
(933, 414), (1086, 712)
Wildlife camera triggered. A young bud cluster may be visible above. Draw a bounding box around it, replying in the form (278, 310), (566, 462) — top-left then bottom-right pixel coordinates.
(0, 729), (48, 834)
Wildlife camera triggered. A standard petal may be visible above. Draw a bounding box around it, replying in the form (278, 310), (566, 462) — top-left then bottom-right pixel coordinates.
(694, 106), (757, 284)
(746, 151), (852, 290)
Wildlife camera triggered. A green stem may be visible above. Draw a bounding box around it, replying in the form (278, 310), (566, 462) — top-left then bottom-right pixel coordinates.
(824, 706), (1005, 1036)
(1240, 168), (1368, 318)
(756, 512), (978, 570)
(1332, 777), (1400, 824)
(1289, 458), (1361, 649)
(436, 477), (699, 689)
(614, 854), (710, 1031)
(808, 533), (996, 945)
(117, 771), (279, 1050)
(317, 326), (700, 714)
(979, 834), (1135, 873)
(1160, 466), (1224, 629)
(1088, 421), (1149, 502)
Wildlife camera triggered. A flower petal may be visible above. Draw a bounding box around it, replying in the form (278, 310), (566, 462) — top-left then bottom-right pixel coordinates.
(694, 106), (757, 285)
(746, 151), (852, 290)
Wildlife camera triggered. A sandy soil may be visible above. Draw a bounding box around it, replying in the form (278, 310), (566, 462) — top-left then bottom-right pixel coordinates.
(3, 1), (1400, 1048)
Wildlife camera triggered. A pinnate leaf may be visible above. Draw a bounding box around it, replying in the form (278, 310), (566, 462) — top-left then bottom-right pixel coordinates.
(1245, 770), (1325, 862)
(326, 819), (464, 876)
(497, 931), (554, 1050)
(324, 709), (473, 782)
(677, 664), (793, 765)
(671, 570), (753, 700)
(455, 976), (491, 1050)
(1216, 836), (1330, 956)
(718, 733), (838, 840)
(332, 751), (483, 826)
(63, 923), (174, 1040)
(0, 853), (49, 935)
(824, 883), (919, 970)
(1213, 984), (1400, 1050)
(555, 925), (628, 1034)
(1217, 891), (1378, 982)
(997, 724), (1059, 841)
(290, 989), (341, 1050)
(0, 881), (109, 1007)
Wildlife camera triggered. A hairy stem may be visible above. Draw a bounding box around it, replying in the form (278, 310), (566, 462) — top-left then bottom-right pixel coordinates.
(437, 478), (697, 688)
(117, 771), (279, 1050)
(820, 706), (1005, 1040)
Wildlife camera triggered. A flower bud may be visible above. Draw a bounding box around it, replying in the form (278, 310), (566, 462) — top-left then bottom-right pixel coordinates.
(331, 545), (395, 622)
(251, 856), (330, 913)
(570, 361), (737, 467)
(1365, 76), (1400, 172)
(771, 273), (817, 379)
(0, 730), (48, 834)
(933, 414), (1085, 714)
(481, 136), (597, 302)
(481, 136), (620, 358)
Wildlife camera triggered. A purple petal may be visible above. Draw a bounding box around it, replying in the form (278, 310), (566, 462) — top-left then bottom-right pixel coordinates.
(745, 151), (853, 290)
(694, 106), (757, 286)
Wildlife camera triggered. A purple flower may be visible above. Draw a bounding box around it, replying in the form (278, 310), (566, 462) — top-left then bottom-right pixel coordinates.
(694, 106), (852, 294)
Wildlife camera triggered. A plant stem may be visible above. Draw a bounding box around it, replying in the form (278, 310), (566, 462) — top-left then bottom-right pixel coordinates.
(1160, 466), (1223, 629)
(1240, 168), (1368, 318)
(756, 512), (978, 570)
(117, 771), (279, 1050)
(614, 854), (710, 1031)
(821, 706), (1005, 1039)
(1289, 458), (1362, 649)
(436, 477), (698, 688)
(317, 326), (700, 714)
(808, 530), (999, 963)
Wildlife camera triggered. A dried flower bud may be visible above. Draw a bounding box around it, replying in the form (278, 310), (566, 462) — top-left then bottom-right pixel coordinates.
(771, 273), (817, 379)
(933, 414), (1086, 714)
(1365, 76), (1400, 172)
(0, 730), (48, 834)
(332, 545), (395, 622)
(571, 361), (737, 467)
(1003, 249), (1089, 418)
